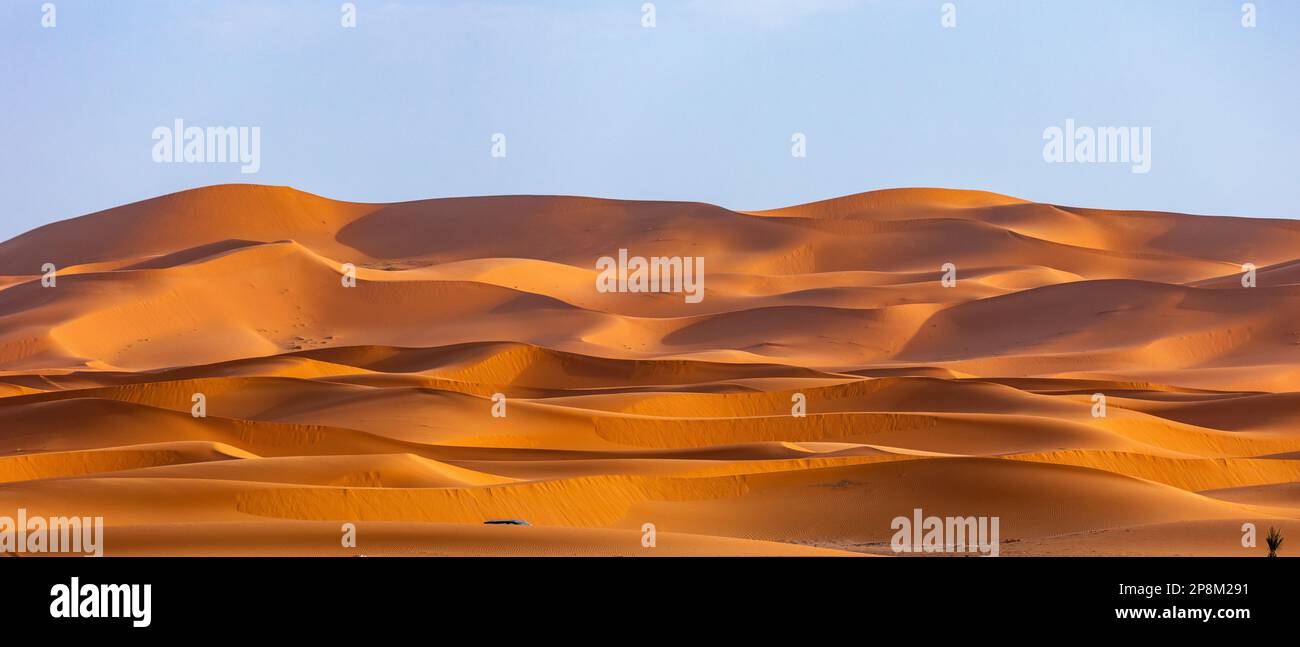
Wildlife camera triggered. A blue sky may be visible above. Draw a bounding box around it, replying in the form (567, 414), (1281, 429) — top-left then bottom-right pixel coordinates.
(2, 0), (1297, 241)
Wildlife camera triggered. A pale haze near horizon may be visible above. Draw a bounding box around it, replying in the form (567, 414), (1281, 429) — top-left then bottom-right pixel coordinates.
(2, 0), (1297, 242)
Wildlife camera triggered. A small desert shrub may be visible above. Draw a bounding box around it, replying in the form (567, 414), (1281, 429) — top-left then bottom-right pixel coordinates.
(1266, 527), (1283, 558)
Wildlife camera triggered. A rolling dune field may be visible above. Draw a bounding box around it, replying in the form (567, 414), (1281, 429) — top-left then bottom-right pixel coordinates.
(2, 184), (1298, 556)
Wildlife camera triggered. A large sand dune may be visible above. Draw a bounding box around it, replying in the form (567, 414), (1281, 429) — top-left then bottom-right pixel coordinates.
(1, 184), (1297, 556)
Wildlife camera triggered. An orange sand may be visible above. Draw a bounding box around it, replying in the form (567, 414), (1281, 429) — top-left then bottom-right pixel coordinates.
(1, 184), (1297, 556)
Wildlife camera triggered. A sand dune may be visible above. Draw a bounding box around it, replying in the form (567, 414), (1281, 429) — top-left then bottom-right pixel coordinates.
(1, 184), (1297, 556)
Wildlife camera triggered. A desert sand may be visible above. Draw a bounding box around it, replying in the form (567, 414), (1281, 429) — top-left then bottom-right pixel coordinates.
(1, 184), (1298, 556)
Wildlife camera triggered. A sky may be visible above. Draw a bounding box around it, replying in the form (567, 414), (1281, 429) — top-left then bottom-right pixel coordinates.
(2, 0), (1298, 241)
